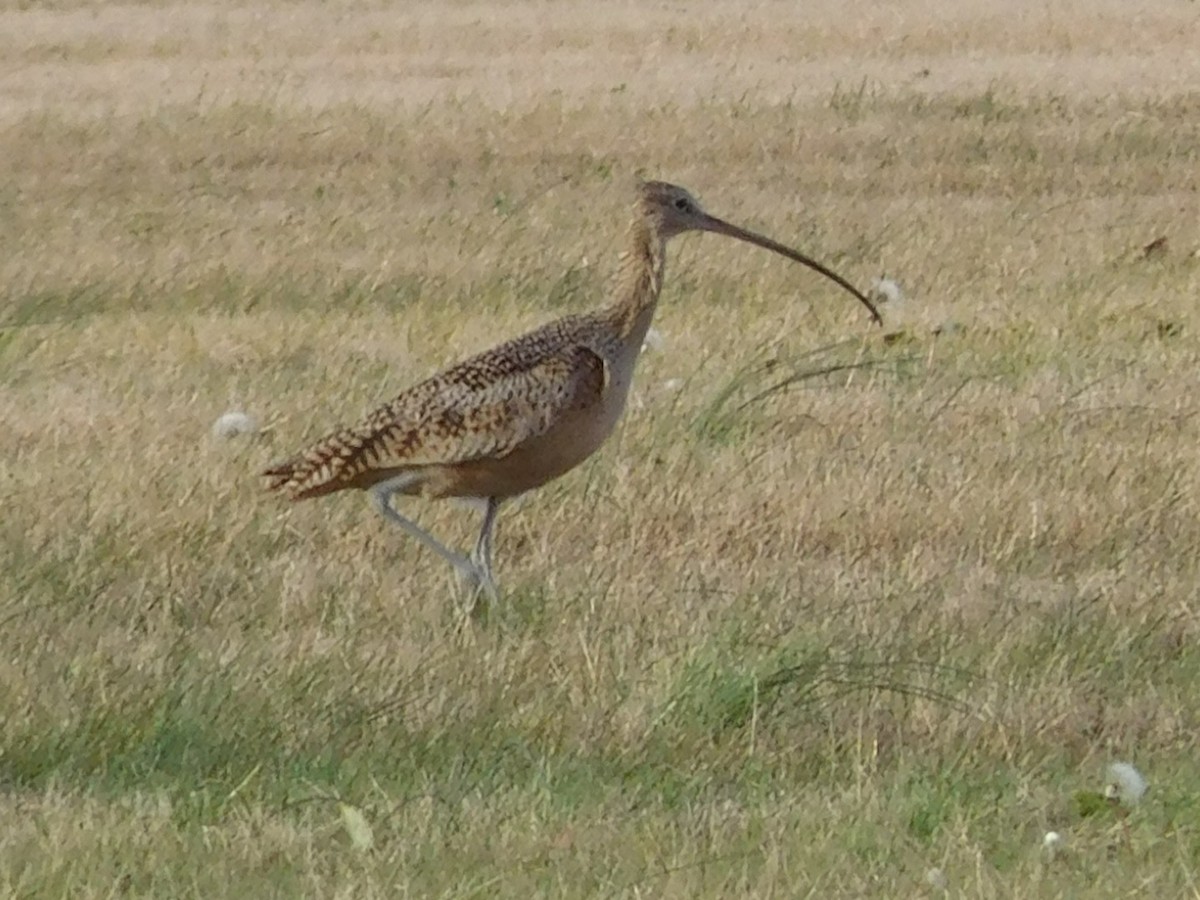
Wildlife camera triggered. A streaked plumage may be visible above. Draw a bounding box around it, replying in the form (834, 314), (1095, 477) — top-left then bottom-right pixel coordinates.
(263, 315), (611, 501)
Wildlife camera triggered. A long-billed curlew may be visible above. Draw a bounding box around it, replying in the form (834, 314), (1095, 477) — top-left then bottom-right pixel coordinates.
(264, 181), (880, 602)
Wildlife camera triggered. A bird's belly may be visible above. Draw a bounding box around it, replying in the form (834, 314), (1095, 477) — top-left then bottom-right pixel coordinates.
(424, 386), (629, 500)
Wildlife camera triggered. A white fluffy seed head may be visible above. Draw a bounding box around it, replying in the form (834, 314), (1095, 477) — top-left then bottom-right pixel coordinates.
(1042, 830), (1065, 862)
(871, 277), (905, 305)
(925, 867), (947, 890)
(212, 411), (259, 439)
(642, 326), (666, 352)
(1107, 762), (1148, 805)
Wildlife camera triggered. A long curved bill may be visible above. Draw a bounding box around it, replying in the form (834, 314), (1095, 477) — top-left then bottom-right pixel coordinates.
(697, 213), (882, 325)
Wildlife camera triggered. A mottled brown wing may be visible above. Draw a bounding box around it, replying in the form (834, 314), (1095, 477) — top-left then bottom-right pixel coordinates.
(263, 337), (607, 500)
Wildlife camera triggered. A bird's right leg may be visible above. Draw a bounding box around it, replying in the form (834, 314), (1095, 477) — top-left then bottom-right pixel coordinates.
(369, 475), (483, 588)
(468, 497), (502, 604)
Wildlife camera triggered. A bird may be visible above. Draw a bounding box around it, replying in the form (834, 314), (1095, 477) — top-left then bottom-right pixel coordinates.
(263, 180), (881, 605)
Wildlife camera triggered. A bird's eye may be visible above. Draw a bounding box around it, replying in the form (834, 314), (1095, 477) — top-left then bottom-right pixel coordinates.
(673, 197), (690, 212)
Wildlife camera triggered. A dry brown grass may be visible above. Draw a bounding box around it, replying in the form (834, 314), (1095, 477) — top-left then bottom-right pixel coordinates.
(2, 1), (1200, 897)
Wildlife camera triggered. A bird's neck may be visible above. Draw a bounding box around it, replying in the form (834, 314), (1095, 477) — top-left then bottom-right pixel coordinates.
(603, 217), (667, 347)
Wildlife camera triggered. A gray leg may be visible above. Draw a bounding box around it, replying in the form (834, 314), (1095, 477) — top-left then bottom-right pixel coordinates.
(469, 498), (502, 601)
(369, 476), (482, 587)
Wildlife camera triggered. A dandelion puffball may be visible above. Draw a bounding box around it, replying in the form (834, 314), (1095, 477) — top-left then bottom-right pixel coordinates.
(1107, 762), (1148, 805)
(871, 277), (905, 305)
(212, 411), (259, 439)
(925, 868), (947, 890)
(1042, 831), (1065, 862)
(642, 327), (666, 352)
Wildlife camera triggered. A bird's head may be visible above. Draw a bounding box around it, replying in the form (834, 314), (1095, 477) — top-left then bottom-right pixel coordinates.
(634, 179), (882, 325)
(636, 180), (710, 239)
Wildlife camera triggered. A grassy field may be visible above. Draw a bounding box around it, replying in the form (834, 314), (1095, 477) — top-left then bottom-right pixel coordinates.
(3, 1), (1200, 896)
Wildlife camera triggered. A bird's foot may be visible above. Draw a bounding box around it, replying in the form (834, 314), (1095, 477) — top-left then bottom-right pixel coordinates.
(454, 562), (498, 620)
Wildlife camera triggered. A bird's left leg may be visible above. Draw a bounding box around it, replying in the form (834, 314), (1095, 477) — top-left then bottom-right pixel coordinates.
(466, 497), (502, 610)
(369, 474), (481, 585)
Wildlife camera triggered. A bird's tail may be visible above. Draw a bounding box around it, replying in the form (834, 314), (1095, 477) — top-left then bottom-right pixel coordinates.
(262, 428), (365, 501)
